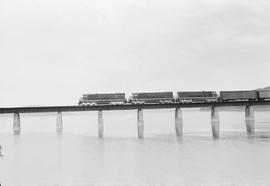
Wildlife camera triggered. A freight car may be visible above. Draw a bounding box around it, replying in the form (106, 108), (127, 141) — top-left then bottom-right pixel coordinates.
(176, 91), (218, 103)
(257, 90), (270, 100)
(130, 92), (174, 104)
(219, 91), (258, 101)
(78, 93), (126, 106)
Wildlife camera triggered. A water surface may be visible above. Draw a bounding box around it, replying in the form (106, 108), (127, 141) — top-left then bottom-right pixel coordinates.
(1, 108), (270, 186)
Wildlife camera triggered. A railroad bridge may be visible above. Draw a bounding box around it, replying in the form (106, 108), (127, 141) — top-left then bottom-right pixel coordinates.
(1, 100), (270, 139)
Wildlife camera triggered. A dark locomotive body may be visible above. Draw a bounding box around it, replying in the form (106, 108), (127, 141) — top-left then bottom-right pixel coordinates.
(177, 91), (218, 103)
(79, 93), (126, 106)
(130, 92), (174, 104)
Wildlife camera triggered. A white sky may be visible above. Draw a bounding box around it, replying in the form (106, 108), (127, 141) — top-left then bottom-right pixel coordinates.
(0, 0), (270, 106)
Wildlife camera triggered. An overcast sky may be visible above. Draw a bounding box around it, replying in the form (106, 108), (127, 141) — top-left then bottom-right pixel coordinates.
(0, 0), (270, 106)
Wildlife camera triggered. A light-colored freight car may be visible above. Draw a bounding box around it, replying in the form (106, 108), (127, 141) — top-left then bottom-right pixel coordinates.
(78, 93), (126, 106)
(219, 91), (258, 101)
(258, 91), (270, 100)
(177, 91), (218, 103)
(130, 92), (174, 104)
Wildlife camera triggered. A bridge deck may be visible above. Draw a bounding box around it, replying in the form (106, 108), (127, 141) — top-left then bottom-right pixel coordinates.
(0, 100), (270, 114)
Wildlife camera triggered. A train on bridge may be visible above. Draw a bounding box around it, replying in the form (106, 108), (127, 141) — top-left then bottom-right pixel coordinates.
(2, 90), (270, 139)
(78, 90), (270, 106)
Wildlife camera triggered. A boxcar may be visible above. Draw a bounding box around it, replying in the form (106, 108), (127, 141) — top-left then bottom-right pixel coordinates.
(258, 91), (270, 100)
(130, 92), (174, 104)
(219, 91), (258, 101)
(79, 93), (126, 106)
(177, 91), (218, 103)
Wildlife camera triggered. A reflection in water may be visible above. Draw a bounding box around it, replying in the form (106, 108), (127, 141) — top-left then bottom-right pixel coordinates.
(0, 110), (270, 185)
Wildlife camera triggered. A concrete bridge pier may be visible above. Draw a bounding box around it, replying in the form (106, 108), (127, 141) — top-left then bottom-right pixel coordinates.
(175, 108), (183, 137)
(245, 105), (255, 135)
(211, 107), (220, 139)
(56, 111), (63, 134)
(98, 110), (104, 138)
(13, 113), (21, 135)
(137, 108), (144, 139)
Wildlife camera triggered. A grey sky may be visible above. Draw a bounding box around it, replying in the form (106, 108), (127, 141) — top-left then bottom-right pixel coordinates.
(0, 0), (270, 106)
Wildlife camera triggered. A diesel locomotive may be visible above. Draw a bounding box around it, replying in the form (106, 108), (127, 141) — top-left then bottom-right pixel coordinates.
(78, 93), (126, 106)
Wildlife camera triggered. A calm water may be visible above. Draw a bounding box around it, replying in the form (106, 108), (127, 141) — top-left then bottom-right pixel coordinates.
(1, 108), (270, 186)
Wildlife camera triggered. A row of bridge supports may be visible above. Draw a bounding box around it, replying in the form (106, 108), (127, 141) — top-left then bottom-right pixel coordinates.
(11, 106), (255, 138)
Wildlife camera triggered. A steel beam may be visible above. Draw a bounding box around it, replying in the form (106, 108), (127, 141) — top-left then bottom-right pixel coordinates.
(0, 100), (269, 114)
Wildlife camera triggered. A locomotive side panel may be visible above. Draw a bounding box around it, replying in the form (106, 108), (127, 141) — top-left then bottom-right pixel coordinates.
(177, 91), (218, 102)
(132, 92), (173, 99)
(130, 92), (174, 104)
(79, 93), (126, 105)
(177, 91), (218, 97)
(83, 93), (125, 100)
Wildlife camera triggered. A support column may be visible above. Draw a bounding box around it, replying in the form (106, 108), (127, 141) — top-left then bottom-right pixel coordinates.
(137, 108), (144, 139)
(245, 105), (255, 135)
(98, 110), (104, 138)
(56, 111), (63, 134)
(175, 107), (183, 137)
(13, 113), (21, 135)
(211, 107), (220, 139)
